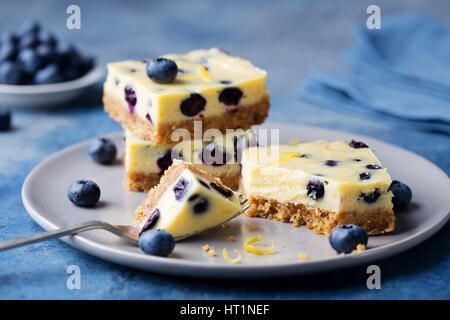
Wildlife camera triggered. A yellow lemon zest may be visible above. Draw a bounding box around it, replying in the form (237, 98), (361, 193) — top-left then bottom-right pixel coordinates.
(222, 248), (242, 264)
(177, 74), (197, 80)
(197, 65), (212, 80)
(269, 152), (302, 166)
(243, 235), (274, 255)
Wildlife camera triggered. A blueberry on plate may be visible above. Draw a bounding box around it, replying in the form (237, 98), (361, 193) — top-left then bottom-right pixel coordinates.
(18, 32), (39, 49)
(0, 109), (11, 131)
(67, 180), (101, 207)
(88, 137), (117, 164)
(0, 61), (22, 84)
(17, 19), (41, 37)
(33, 64), (61, 84)
(139, 229), (175, 257)
(0, 42), (17, 62)
(17, 48), (43, 74)
(37, 30), (57, 48)
(36, 44), (55, 65)
(389, 180), (412, 211)
(329, 224), (368, 254)
(1, 31), (19, 45)
(146, 58), (178, 83)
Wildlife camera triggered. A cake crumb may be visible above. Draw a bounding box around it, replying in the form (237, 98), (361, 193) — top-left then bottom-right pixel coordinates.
(228, 236), (235, 242)
(353, 244), (366, 253)
(297, 252), (309, 261)
(201, 244), (216, 256)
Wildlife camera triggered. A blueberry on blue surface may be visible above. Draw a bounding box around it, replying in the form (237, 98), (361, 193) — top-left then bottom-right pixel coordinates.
(1, 31), (19, 45)
(67, 180), (101, 207)
(306, 179), (325, 200)
(141, 208), (160, 234)
(329, 224), (368, 254)
(389, 180), (412, 211)
(0, 61), (22, 84)
(0, 42), (17, 62)
(33, 64), (61, 84)
(37, 30), (57, 47)
(0, 109), (11, 131)
(138, 229), (175, 257)
(17, 48), (42, 74)
(180, 93), (206, 116)
(218, 87), (243, 106)
(88, 137), (117, 164)
(55, 42), (77, 69)
(188, 194), (210, 214)
(349, 140), (368, 149)
(17, 19), (41, 37)
(156, 150), (173, 175)
(36, 44), (55, 65)
(173, 177), (190, 200)
(146, 58), (178, 83)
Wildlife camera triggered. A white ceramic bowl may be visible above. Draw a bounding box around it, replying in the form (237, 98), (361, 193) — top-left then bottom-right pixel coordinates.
(0, 65), (104, 108)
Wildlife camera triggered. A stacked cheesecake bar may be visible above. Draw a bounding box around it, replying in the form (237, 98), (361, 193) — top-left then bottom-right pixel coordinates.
(103, 48), (270, 191)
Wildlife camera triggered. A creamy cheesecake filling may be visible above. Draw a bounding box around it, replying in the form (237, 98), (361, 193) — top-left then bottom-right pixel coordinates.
(134, 161), (242, 239)
(242, 140), (394, 215)
(104, 48), (268, 128)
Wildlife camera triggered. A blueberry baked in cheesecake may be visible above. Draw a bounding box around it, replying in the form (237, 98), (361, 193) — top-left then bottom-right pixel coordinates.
(103, 48), (270, 144)
(133, 160), (243, 239)
(124, 129), (257, 191)
(241, 140), (395, 235)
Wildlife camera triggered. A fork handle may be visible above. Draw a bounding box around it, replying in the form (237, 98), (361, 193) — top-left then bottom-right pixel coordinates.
(0, 220), (105, 251)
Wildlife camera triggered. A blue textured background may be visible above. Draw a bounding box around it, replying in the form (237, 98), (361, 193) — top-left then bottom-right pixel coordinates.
(0, 0), (449, 299)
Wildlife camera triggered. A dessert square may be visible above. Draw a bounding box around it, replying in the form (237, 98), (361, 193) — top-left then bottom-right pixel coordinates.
(241, 140), (395, 235)
(104, 48), (270, 144)
(133, 160), (243, 239)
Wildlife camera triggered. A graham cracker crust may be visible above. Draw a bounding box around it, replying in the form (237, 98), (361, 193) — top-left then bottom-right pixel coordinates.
(103, 92), (270, 144)
(134, 160), (233, 226)
(125, 169), (240, 192)
(245, 196), (395, 236)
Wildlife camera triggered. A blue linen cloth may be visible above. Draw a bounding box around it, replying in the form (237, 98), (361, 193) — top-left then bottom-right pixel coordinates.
(300, 12), (450, 134)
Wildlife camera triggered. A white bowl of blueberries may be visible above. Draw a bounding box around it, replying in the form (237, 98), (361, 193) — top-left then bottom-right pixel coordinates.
(0, 20), (104, 108)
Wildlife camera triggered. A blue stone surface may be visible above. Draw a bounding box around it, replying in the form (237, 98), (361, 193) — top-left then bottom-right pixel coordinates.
(0, 0), (448, 299)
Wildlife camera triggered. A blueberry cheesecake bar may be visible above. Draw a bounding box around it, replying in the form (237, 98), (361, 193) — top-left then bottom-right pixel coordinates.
(241, 140), (395, 235)
(133, 160), (243, 239)
(103, 48), (270, 144)
(124, 129), (253, 191)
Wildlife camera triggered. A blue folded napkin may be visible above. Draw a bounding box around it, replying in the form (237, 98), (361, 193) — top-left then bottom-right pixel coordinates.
(300, 12), (450, 134)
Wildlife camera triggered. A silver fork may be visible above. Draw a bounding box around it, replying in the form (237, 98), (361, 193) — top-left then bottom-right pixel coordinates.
(0, 199), (249, 252)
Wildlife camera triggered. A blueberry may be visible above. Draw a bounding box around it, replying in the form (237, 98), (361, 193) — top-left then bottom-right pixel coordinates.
(210, 182), (233, 198)
(329, 224), (368, 254)
(306, 179), (325, 200)
(173, 177), (190, 200)
(138, 229), (175, 257)
(55, 42), (77, 69)
(366, 164), (382, 170)
(353, 158), (362, 162)
(17, 19), (41, 37)
(0, 42), (17, 62)
(198, 179), (211, 189)
(0, 109), (11, 131)
(219, 80), (232, 85)
(200, 143), (231, 166)
(19, 33), (39, 49)
(146, 58), (178, 83)
(349, 140), (369, 149)
(359, 172), (371, 181)
(124, 86), (137, 114)
(33, 64), (61, 84)
(67, 180), (101, 207)
(188, 194), (210, 214)
(1, 31), (19, 45)
(37, 30), (57, 47)
(140, 208), (160, 234)
(324, 160), (338, 167)
(88, 137), (117, 164)
(361, 188), (381, 203)
(389, 180), (412, 211)
(145, 113), (152, 123)
(180, 93), (206, 116)
(36, 44), (55, 65)
(0, 61), (22, 84)
(17, 48), (43, 74)
(218, 87), (243, 106)
(156, 150), (173, 175)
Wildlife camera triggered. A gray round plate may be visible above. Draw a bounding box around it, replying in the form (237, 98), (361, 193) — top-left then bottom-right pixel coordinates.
(22, 123), (450, 278)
